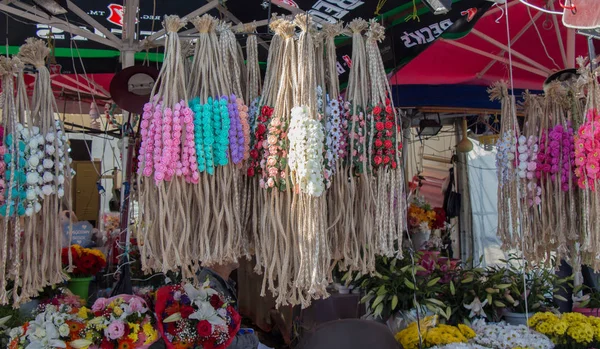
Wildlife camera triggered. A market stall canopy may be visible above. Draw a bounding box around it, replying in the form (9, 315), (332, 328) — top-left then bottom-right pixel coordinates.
(390, 0), (599, 90)
(1, 0), (499, 100)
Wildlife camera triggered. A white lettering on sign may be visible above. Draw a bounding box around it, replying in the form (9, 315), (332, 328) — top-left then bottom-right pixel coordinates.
(336, 61), (346, 75)
(400, 19), (453, 48)
(308, 0), (364, 28)
(88, 10), (105, 16)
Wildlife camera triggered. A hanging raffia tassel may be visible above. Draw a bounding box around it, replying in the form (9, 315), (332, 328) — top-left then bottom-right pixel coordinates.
(489, 81), (520, 250)
(574, 58), (600, 270)
(322, 22), (350, 269)
(240, 21), (263, 261)
(344, 18), (373, 273)
(365, 20), (405, 258)
(288, 14), (330, 307)
(17, 39), (73, 302)
(137, 15), (200, 278)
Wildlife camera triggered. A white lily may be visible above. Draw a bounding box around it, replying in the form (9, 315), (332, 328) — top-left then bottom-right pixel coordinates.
(183, 283), (218, 306)
(464, 297), (488, 319)
(25, 322), (66, 349)
(70, 339), (93, 349)
(188, 301), (226, 326)
(0, 315), (11, 327)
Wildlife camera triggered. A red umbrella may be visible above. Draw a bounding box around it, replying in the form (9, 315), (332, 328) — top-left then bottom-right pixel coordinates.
(390, 0), (597, 90)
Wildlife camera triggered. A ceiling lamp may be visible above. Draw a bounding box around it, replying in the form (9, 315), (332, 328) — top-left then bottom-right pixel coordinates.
(456, 118), (473, 153)
(418, 114), (442, 137)
(420, 0), (452, 15)
(33, 0), (68, 15)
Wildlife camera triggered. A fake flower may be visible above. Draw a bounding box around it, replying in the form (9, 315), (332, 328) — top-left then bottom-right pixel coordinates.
(574, 109), (600, 190)
(537, 122), (575, 191)
(247, 105), (272, 178)
(496, 132), (517, 186)
(288, 105), (326, 196)
(370, 98), (399, 171)
(260, 106), (289, 192)
(155, 282), (240, 349)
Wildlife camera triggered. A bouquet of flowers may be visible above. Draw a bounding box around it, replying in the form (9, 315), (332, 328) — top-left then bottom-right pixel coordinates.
(61, 244), (107, 277)
(7, 301), (87, 349)
(73, 295), (159, 348)
(407, 196), (444, 233)
(471, 319), (554, 349)
(155, 282), (241, 349)
(394, 315), (477, 349)
(528, 312), (600, 348)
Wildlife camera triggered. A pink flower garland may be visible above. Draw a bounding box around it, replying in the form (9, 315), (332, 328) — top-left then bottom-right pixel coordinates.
(536, 122), (575, 192)
(137, 98), (199, 185)
(575, 109), (600, 191)
(236, 99), (251, 161)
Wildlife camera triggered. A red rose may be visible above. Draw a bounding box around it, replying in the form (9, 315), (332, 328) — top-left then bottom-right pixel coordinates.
(385, 105), (393, 114)
(250, 149), (259, 159)
(100, 339), (112, 349)
(196, 320), (213, 337)
(372, 106), (382, 115)
(384, 140), (393, 149)
(374, 155), (383, 165)
(385, 130), (393, 137)
(376, 149), (383, 155)
(257, 124), (266, 135)
(247, 167), (255, 177)
(385, 97), (391, 105)
(375, 139), (383, 148)
(375, 122), (384, 131)
(210, 294), (224, 309)
(386, 114), (394, 121)
(383, 156), (390, 164)
(180, 305), (194, 319)
(391, 161), (397, 169)
(261, 106), (271, 117)
(385, 121), (394, 130)
(398, 143), (403, 151)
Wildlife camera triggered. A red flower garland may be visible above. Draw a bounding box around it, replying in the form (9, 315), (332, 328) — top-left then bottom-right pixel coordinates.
(371, 98), (399, 170)
(247, 106), (273, 178)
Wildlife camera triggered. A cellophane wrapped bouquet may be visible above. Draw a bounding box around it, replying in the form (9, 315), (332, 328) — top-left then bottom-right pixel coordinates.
(75, 295), (159, 348)
(155, 282), (241, 349)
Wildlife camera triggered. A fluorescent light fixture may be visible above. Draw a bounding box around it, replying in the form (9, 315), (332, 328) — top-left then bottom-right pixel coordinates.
(420, 0), (452, 15)
(33, 0), (68, 15)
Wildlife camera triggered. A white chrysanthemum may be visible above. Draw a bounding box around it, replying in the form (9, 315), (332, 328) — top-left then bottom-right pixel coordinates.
(46, 133), (55, 143)
(41, 185), (53, 196)
(45, 145), (55, 155)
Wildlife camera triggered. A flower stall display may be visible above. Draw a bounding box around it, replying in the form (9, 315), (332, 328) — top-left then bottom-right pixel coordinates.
(155, 282), (241, 349)
(394, 315), (477, 349)
(62, 245), (107, 300)
(74, 295), (159, 348)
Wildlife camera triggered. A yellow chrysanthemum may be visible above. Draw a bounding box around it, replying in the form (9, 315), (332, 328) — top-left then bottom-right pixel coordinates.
(552, 321), (568, 336)
(127, 331), (139, 343)
(143, 323), (158, 344)
(128, 323), (140, 333)
(77, 306), (90, 319)
(458, 324), (476, 339)
(113, 306), (123, 316)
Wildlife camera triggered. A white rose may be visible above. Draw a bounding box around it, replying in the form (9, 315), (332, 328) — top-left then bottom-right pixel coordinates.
(46, 133), (55, 143)
(45, 145), (55, 155)
(43, 172), (54, 183)
(26, 189), (36, 201)
(26, 172), (39, 185)
(42, 185), (52, 196)
(34, 202), (41, 213)
(32, 126), (40, 135)
(43, 159), (54, 169)
(28, 156), (39, 168)
(57, 175), (65, 184)
(28, 139), (39, 150)
(25, 207), (34, 217)
(58, 323), (69, 337)
(57, 188), (64, 198)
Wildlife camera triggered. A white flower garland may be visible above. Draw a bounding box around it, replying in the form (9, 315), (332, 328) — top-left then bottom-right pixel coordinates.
(19, 123), (44, 216)
(288, 105), (326, 197)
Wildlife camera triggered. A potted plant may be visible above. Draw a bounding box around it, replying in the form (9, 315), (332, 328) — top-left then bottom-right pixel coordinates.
(572, 285), (600, 316)
(407, 196), (442, 250)
(499, 255), (570, 325)
(61, 244), (107, 301)
(354, 252), (450, 329)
